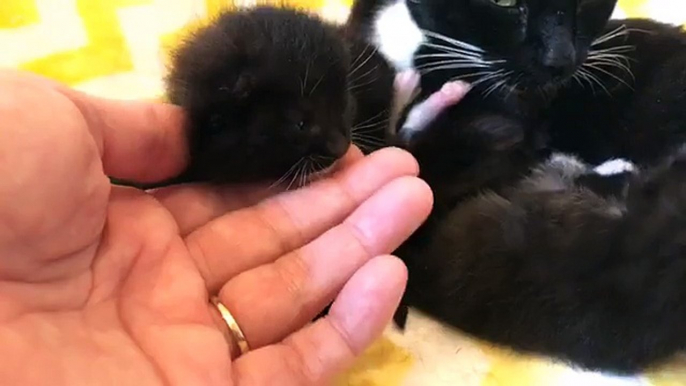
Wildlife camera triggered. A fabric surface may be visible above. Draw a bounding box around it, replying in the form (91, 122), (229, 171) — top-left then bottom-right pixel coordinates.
(2, 0), (686, 385)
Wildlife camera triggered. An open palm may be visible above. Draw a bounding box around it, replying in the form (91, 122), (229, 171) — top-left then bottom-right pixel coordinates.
(0, 71), (433, 386)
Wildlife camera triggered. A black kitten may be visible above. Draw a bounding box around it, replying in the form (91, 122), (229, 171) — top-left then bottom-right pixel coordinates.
(396, 148), (686, 374)
(163, 6), (354, 186)
(348, 0), (686, 373)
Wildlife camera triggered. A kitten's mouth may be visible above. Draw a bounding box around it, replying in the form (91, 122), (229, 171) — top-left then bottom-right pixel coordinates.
(307, 160), (340, 182)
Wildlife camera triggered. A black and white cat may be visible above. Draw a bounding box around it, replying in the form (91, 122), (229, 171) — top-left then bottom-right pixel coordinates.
(346, 0), (686, 374)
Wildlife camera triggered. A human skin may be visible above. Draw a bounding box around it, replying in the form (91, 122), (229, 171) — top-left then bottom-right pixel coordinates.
(0, 70), (433, 386)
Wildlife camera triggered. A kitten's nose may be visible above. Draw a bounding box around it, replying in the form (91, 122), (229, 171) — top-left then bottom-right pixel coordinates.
(542, 38), (577, 78)
(326, 135), (350, 158)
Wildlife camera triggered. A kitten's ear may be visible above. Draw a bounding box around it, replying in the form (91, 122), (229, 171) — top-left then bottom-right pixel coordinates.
(226, 71), (256, 100)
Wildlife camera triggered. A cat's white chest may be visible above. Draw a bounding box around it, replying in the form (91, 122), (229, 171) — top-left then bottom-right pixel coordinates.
(372, 0), (425, 71)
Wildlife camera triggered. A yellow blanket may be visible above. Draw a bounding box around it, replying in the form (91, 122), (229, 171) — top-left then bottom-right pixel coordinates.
(3, 1), (686, 385)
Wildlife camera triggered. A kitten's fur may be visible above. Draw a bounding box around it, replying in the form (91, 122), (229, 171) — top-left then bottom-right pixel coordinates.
(347, 0), (686, 373)
(165, 6), (353, 186)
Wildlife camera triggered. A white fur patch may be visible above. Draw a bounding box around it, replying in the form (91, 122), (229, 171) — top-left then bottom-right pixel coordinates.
(593, 159), (636, 176)
(373, 0), (425, 70)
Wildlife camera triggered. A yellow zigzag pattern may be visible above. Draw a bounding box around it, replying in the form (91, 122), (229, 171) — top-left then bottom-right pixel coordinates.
(2, 1), (686, 386)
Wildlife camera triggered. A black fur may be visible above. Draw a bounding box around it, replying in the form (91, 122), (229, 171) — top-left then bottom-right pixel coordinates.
(150, 6), (354, 187)
(348, 0), (686, 373)
(110, 6), (397, 189)
(398, 149), (686, 373)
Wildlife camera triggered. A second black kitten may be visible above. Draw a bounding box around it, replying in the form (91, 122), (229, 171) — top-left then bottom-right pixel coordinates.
(395, 147), (686, 374)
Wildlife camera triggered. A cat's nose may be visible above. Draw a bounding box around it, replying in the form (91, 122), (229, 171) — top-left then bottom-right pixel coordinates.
(542, 42), (577, 78)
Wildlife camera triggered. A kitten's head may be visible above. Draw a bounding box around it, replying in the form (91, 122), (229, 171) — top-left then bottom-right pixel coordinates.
(167, 7), (352, 184)
(408, 0), (618, 89)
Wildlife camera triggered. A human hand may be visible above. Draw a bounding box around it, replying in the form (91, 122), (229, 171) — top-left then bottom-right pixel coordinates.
(0, 71), (433, 385)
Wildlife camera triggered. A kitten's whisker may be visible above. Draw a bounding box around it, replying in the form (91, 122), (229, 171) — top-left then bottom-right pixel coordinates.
(350, 44), (369, 70)
(351, 132), (387, 142)
(301, 59), (312, 96)
(421, 29), (485, 53)
(274, 157), (305, 191)
(351, 134), (386, 151)
(354, 109), (388, 127)
(348, 75), (380, 92)
(309, 71), (327, 96)
(348, 65), (378, 88)
(353, 118), (389, 132)
(292, 162), (308, 189)
(348, 45), (378, 78)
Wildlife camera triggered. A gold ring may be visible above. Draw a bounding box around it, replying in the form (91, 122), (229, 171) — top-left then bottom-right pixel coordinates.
(210, 296), (250, 358)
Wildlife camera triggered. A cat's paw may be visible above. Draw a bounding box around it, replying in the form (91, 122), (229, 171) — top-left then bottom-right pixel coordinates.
(393, 70), (421, 109)
(398, 80), (472, 143)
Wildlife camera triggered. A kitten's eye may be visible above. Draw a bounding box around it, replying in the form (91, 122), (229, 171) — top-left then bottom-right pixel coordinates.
(295, 121), (306, 131)
(490, 0), (517, 7)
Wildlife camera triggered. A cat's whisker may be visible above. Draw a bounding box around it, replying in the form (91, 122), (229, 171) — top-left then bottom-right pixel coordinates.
(419, 63), (493, 75)
(583, 62), (635, 90)
(585, 57), (635, 80)
(574, 69), (599, 95)
(447, 70), (501, 86)
(504, 72), (524, 100)
(415, 53), (507, 67)
(588, 45), (635, 55)
(592, 24), (629, 46)
(415, 45), (485, 60)
(577, 67), (611, 96)
(481, 70), (513, 98)
(415, 58), (502, 71)
(586, 52), (634, 68)
(421, 29), (485, 54)
(468, 69), (507, 87)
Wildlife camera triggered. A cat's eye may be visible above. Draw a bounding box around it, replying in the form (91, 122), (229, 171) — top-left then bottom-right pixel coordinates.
(490, 0), (517, 7)
(295, 121), (306, 131)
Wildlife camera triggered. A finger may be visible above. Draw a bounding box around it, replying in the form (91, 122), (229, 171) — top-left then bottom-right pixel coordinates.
(154, 145), (365, 235)
(217, 176), (432, 348)
(231, 255), (408, 386)
(57, 85), (189, 183)
(186, 147), (420, 291)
